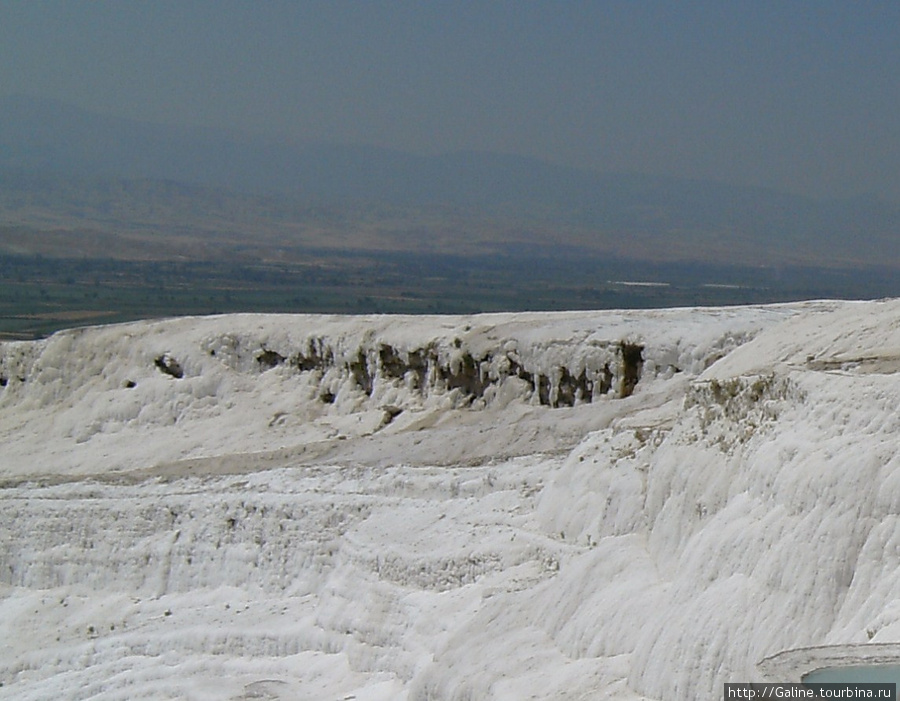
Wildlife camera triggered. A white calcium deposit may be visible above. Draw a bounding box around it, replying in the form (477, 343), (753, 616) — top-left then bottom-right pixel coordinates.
(3, 301), (900, 699)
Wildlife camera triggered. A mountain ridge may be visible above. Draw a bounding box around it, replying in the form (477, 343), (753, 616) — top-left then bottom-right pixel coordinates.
(2, 95), (900, 268)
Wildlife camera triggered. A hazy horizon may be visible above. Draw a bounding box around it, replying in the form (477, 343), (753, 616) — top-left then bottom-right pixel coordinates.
(2, 1), (899, 204)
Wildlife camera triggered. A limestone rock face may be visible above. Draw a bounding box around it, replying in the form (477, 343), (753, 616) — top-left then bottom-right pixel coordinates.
(6, 300), (899, 699)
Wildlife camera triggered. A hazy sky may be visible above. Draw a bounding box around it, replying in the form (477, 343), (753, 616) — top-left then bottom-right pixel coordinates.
(2, 1), (899, 202)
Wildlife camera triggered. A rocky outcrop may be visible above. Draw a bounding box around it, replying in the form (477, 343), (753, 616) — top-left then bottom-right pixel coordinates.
(244, 337), (644, 408)
(154, 353), (184, 379)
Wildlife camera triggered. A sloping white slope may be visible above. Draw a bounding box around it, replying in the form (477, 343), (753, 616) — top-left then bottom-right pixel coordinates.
(2, 300), (899, 699)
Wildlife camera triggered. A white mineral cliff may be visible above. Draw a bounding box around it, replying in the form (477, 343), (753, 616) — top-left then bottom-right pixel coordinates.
(2, 301), (898, 699)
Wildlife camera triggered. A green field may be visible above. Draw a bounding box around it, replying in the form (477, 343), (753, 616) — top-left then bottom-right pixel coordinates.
(3, 250), (898, 340)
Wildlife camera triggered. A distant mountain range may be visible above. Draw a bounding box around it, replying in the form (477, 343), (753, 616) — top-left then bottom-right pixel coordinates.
(1, 94), (899, 268)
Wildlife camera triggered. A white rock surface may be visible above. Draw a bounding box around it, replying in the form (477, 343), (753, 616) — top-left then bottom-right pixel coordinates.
(3, 300), (899, 699)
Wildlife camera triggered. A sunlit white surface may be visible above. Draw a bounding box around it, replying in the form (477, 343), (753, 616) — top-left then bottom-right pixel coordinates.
(4, 301), (900, 699)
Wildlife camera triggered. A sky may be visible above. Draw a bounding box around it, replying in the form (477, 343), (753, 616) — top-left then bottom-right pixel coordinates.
(1, 1), (899, 202)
